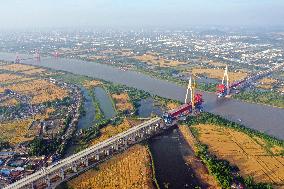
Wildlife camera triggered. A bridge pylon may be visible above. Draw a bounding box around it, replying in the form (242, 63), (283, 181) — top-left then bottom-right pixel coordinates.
(216, 65), (230, 98)
(185, 76), (196, 104)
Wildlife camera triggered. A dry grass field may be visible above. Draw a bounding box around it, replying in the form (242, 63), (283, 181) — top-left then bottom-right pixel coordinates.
(68, 145), (154, 189)
(21, 68), (46, 75)
(191, 68), (247, 82)
(0, 73), (34, 85)
(166, 102), (180, 110)
(0, 97), (18, 106)
(111, 93), (134, 112)
(193, 124), (284, 187)
(83, 80), (102, 89)
(134, 53), (186, 67)
(3, 79), (68, 104)
(0, 108), (53, 144)
(0, 119), (35, 144)
(91, 119), (133, 146)
(0, 64), (37, 72)
(257, 78), (278, 89)
(0, 73), (22, 83)
(207, 61), (227, 67)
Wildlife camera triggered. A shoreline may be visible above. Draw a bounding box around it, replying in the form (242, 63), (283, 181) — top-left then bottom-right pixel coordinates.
(178, 125), (221, 189)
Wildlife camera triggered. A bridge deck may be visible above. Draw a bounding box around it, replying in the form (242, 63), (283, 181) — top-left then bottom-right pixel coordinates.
(5, 117), (163, 189)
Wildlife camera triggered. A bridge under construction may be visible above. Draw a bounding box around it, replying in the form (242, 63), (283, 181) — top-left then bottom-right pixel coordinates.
(216, 63), (284, 98)
(5, 76), (203, 189)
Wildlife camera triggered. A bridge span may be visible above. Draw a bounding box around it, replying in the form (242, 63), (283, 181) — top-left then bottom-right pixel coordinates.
(216, 62), (284, 97)
(5, 117), (173, 189)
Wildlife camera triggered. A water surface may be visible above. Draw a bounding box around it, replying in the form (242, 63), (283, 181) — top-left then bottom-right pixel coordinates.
(77, 87), (96, 130)
(94, 87), (116, 119)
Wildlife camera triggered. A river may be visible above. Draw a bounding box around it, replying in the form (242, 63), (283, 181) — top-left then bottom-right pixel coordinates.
(137, 99), (203, 189)
(0, 52), (283, 139)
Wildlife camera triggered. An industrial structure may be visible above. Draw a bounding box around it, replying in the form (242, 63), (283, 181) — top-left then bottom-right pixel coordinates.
(216, 63), (284, 98)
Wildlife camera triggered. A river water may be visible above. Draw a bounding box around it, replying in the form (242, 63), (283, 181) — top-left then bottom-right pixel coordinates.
(77, 87), (96, 130)
(137, 99), (203, 188)
(0, 52), (283, 139)
(94, 87), (116, 119)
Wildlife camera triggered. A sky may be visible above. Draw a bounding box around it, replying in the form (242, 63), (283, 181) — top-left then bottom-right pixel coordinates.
(0, 0), (284, 30)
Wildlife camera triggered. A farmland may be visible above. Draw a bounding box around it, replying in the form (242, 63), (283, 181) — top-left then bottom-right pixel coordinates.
(3, 79), (68, 104)
(191, 68), (247, 82)
(0, 119), (35, 145)
(68, 145), (154, 189)
(192, 124), (284, 187)
(83, 80), (102, 89)
(257, 78), (278, 90)
(134, 53), (186, 67)
(0, 64), (37, 72)
(0, 97), (18, 106)
(21, 68), (46, 75)
(0, 73), (34, 85)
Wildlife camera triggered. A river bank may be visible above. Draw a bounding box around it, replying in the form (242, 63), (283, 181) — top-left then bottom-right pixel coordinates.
(178, 125), (221, 189)
(0, 54), (283, 136)
(0, 53), (281, 139)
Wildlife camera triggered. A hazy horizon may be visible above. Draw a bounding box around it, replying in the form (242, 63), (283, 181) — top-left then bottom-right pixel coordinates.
(0, 0), (284, 30)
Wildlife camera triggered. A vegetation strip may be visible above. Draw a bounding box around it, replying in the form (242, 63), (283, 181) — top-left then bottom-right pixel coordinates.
(146, 145), (160, 189)
(182, 112), (284, 188)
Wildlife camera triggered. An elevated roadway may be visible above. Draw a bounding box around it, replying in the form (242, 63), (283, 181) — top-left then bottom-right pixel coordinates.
(5, 117), (172, 189)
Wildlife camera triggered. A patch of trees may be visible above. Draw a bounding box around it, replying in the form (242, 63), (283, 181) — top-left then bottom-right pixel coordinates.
(235, 89), (284, 108)
(197, 82), (217, 92)
(88, 89), (104, 121)
(28, 137), (61, 156)
(196, 143), (233, 188)
(77, 119), (110, 147)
